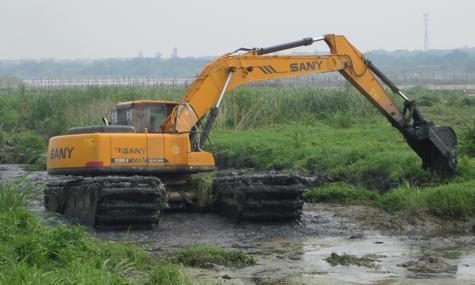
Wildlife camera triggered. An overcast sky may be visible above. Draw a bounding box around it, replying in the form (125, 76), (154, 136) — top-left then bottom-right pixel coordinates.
(1, 0), (474, 60)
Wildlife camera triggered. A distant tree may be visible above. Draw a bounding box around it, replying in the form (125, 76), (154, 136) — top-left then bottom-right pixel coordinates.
(1, 48), (474, 79)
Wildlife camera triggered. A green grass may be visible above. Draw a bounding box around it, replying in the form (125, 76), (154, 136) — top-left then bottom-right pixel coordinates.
(303, 154), (475, 219)
(147, 264), (192, 285)
(189, 173), (216, 210)
(304, 182), (379, 204)
(0, 131), (46, 168)
(211, 120), (434, 190)
(0, 86), (472, 168)
(215, 86), (374, 130)
(171, 245), (256, 268)
(0, 85), (372, 135)
(461, 119), (475, 157)
(305, 175), (475, 219)
(0, 181), (190, 285)
(379, 180), (475, 218)
(0, 85), (474, 218)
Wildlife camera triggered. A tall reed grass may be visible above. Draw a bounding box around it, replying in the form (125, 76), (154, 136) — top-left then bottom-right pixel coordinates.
(0, 181), (190, 284)
(0, 86), (472, 177)
(0, 86), (374, 136)
(216, 86), (374, 129)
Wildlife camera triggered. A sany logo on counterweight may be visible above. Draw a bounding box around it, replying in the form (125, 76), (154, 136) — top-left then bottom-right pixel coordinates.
(50, 147), (74, 160)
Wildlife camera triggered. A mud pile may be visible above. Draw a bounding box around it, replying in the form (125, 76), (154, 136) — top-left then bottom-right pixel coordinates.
(213, 170), (326, 221)
(45, 176), (166, 229)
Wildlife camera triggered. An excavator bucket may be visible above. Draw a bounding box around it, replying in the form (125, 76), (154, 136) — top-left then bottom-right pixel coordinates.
(403, 124), (457, 175)
(365, 60), (458, 175)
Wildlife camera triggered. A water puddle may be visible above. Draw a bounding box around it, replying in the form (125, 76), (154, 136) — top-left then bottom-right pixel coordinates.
(187, 234), (475, 284)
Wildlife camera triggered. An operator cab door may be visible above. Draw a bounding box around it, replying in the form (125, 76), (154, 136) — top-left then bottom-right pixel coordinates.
(110, 103), (148, 167)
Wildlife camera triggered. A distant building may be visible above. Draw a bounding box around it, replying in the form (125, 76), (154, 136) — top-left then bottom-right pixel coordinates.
(171, 47), (178, 58)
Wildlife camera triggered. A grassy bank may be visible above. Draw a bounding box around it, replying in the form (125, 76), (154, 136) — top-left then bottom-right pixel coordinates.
(0, 181), (191, 284)
(304, 176), (475, 218)
(212, 119), (431, 190)
(0, 181), (256, 284)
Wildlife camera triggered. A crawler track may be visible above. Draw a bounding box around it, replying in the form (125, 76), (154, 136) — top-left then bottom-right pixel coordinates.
(213, 171), (310, 221)
(45, 176), (166, 229)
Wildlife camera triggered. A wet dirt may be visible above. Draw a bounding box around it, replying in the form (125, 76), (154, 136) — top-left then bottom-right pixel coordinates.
(1, 164), (475, 285)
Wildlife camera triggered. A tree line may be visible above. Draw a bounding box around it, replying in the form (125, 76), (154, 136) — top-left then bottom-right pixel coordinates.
(1, 48), (475, 79)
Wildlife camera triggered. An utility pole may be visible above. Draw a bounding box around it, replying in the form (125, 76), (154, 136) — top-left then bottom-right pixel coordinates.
(424, 13), (429, 51)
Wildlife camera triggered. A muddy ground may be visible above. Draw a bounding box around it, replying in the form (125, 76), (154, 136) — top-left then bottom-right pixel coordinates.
(1, 164), (475, 285)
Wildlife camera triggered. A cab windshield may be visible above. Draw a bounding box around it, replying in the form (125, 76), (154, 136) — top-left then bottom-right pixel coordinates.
(112, 102), (176, 133)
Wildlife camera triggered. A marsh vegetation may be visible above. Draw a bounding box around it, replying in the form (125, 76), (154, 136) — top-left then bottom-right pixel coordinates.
(0, 85), (474, 218)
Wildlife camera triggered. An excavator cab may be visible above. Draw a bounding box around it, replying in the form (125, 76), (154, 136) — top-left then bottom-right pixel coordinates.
(111, 101), (178, 133)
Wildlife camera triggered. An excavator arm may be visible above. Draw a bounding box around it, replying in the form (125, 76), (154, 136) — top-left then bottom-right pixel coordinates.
(161, 34), (457, 175)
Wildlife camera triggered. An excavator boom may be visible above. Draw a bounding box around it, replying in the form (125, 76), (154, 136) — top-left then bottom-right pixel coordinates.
(162, 34), (457, 175)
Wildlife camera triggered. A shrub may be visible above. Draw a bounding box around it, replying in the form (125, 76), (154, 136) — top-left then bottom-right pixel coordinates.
(0, 181), (31, 214)
(0, 131), (46, 165)
(188, 172), (215, 209)
(418, 94), (441, 107)
(378, 186), (424, 212)
(424, 182), (475, 218)
(378, 182), (475, 218)
(147, 264), (190, 285)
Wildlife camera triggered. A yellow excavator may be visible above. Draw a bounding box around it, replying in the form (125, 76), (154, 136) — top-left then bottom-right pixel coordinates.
(45, 34), (457, 228)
